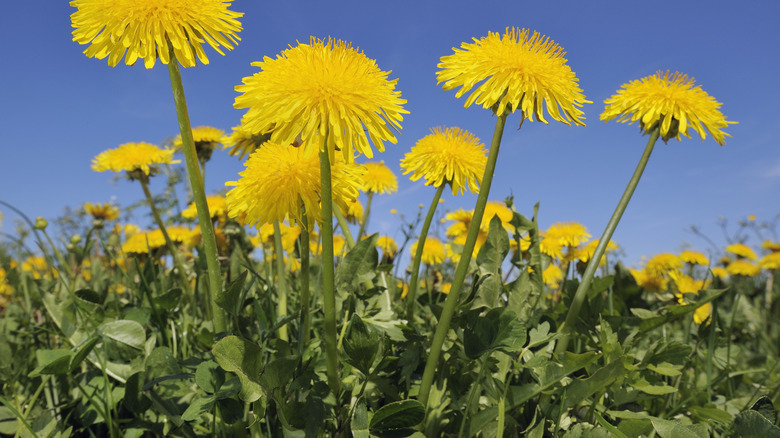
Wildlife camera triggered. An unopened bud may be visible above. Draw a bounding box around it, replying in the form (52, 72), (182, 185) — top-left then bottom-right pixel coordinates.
(34, 217), (48, 230)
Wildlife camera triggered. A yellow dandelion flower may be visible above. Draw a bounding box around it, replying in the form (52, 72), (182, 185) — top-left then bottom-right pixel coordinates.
(601, 71), (735, 145)
(122, 231), (165, 254)
(225, 142), (363, 228)
(411, 237), (446, 265)
(758, 252), (780, 270)
(693, 302), (712, 325)
(84, 202), (120, 221)
(21, 256), (58, 280)
(361, 161), (398, 194)
(575, 239), (619, 264)
(711, 266), (729, 280)
(173, 126), (226, 163)
(762, 240), (780, 253)
(630, 268), (668, 292)
(311, 234), (346, 257)
(542, 264), (564, 289)
(669, 271), (710, 296)
(92, 142), (179, 177)
(234, 37), (408, 161)
(679, 250), (709, 266)
(182, 195), (227, 221)
(375, 236), (399, 257)
(541, 222), (590, 261)
(747, 215), (756, 221)
(437, 27), (589, 123)
(70, 0), (243, 68)
(400, 127), (487, 195)
(390, 209), (398, 214)
(725, 243), (757, 261)
(0, 268), (15, 297)
(225, 123), (271, 160)
(341, 198), (364, 225)
(644, 253), (682, 278)
(123, 224), (141, 239)
(726, 259), (760, 277)
(167, 225), (200, 249)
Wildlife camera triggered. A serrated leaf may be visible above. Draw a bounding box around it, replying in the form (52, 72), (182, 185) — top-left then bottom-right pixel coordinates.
(342, 314), (380, 375)
(369, 400), (425, 430)
(212, 336), (264, 403)
(476, 215), (509, 273)
(464, 308), (525, 359)
(216, 271), (247, 316)
(336, 234), (379, 293)
(352, 397), (369, 438)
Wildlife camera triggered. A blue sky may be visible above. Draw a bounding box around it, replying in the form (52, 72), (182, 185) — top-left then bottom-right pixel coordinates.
(1, 1), (779, 265)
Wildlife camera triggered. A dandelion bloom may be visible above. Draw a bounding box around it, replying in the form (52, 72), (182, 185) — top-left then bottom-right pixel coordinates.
(376, 236), (398, 257)
(342, 199), (364, 225)
(21, 257), (58, 280)
(542, 264), (564, 289)
(726, 260), (760, 277)
(234, 37), (408, 161)
(679, 250), (709, 266)
(173, 126), (226, 162)
(183, 195), (227, 221)
(225, 123), (271, 160)
(601, 71), (735, 145)
(92, 142), (179, 177)
(225, 142), (363, 228)
(630, 268), (667, 292)
(84, 202), (120, 221)
(575, 239), (619, 264)
(70, 0), (243, 68)
(411, 237), (446, 265)
(725, 243), (757, 261)
(762, 240), (780, 252)
(437, 27), (589, 123)
(0, 268), (15, 297)
(759, 253), (780, 270)
(541, 222), (591, 261)
(400, 127), (487, 195)
(711, 267), (728, 280)
(361, 161), (398, 194)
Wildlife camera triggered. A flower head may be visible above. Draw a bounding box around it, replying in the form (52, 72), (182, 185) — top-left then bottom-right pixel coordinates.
(725, 243), (757, 261)
(182, 195), (227, 221)
(84, 202), (120, 221)
(70, 0), (243, 68)
(341, 198), (364, 225)
(437, 27), (589, 123)
(225, 141), (363, 228)
(644, 253), (682, 278)
(759, 252), (780, 270)
(601, 71), (735, 145)
(679, 250), (709, 266)
(173, 126), (226, 163)
(762, 240), (780, 253)
(726, 259), (760, 277)
(541, 222), (591, 261)
(412, 237), (446, 265)
(225, 123), (271, 160)
(234, 37), (408, 161)
(361, 161), (398, 194)
(376, 236), (398, 257)
(92, 142), (179, 178)
(400, 127), (487, 195)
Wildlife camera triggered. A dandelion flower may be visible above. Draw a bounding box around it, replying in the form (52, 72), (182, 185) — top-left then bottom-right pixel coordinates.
(225, 123), (271, 160)
(70, 0), (243, 68)
(644, 253), (682, 277)
(759, 252), (780, 270)
(679, 250), (709, 266)
(234, 37), (408, 161)
(225, 141), (363, 228)
(726, 259), (760, 276)
(84, 202), (120, 221)
(711, 267), (729, 280)
(762, 240), (780, 253)
(341, 198), (364, 225)
(361, 161), (398, 194)
(575, 239), (619, 264)
(601, 71), (735, 145)
(541, 222), (590, 261)
(21, 256), (58, 280)
(411, 237), (446, 265)
(173, 126), (226, 163)
(400, 127), (487, 195)
(183, 195), (227, 221)
(92, 142), (179, 178)
(630, 268), (667, 292)
(376, 236), (398, 257)
(542, 264), (564, 289)
(437, 27), (589, 123)
(725, 243), (757, 261)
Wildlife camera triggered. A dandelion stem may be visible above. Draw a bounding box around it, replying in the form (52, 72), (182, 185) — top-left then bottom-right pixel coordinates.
(405, 184), (445, 322)
(418, 113), (508, 408)
(272, 221), (289, 342)
(357, 192), (374, 240)
(334, 208), (356, 249)
(555, 126), (660, 354)
(319, 143), (341, 396)
(166, 50), (226, 334)
(299, 207), (311, 346)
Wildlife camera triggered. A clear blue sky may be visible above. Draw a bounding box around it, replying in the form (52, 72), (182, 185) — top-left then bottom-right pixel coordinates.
(1, 1), (778, 265)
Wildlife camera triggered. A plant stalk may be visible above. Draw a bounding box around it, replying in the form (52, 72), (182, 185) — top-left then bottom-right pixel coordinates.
(319, 144), (341, 396)
(272, 221), (289, 342)
(405, 184), (445, 322)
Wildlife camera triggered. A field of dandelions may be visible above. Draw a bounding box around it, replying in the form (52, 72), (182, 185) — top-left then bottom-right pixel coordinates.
(1, 3), (779, 438)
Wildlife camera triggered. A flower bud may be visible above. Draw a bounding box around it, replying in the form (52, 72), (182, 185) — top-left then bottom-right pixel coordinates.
(34, 217), (48, 230)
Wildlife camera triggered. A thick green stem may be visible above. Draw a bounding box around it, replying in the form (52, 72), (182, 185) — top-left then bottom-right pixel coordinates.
(357, 192), (374, 240)
(405, 184), (445, 322)
(555, 126), (660, 355)
(166, 52), (226, 334)
(418, 113), (508, 408)
(272, 221), (289, 342)
(319, 145), (341, 396)
(139, 178), (191, 293)
(299, 209), (311, 346)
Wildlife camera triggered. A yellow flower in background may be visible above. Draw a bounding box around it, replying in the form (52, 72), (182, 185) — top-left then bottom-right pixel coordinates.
(234, 37), (408, 161)
(693, 302), (713, 325)
(630, 268), (667, 292)
(762, 240), (780, 252)
(70, 0), (243, 68)
(726, 259), (760, 277)
(167, 226), (200, 249)
(575, 239), (619, 264)
(123, 224), (141, 239)
(84, 202), (120, 221)
(0, 268), (15, 297)
(669, 271), (711, 296)
(725, 243), (757, 261)
(412, 237), (446, 265)
(183, 195), (227, 221)
(644, 253), (682, 278)
(679, 250), (709, 266)
(225, 142), (363, 228)
(541, 222), (591, 261)
(122, 231), (166, 254)
(758, 252), (780, 270)
(225, 123), (271, 160)
(400, 127), (487, 195)
(311, 234), (346, 256)
(376, 236), (398, 257)
(21, 256), (58, 280)
(92, 142), (179, 177)
(437, 27), (589, 123)
(542, 264), (564, 289)
(361, 161), (398, 194)
(601, 71), (735, 145)
(173, 126), (226, 163)
(342, 198), (364, 225)
(711, 267), (729, 280)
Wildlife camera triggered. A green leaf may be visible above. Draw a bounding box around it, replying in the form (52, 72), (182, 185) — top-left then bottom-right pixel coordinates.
(217, 398), (244, 424)
(470, 272), (502, 310)
(751, 397), (777, 424)
(212, 336), (264, 402)
(689, 405), (733, 424)
(154, 288), (183, 311)
(352, 397), (369, 438)
(214, 377), (241, 400)
(100, 320), (145, 360)
(732, 410), (780, 437)
(646, 362), (682, 377)
(563, 360), (626, 410)
(69, 336), (100, 372)
(181, 395), (217, 422)
(476, 215), (509, 273)
(336, 233), (379, 293)
(195, 360), (224, 394)
(463, 308), (526, 359)
(258, 356), (298, 393)
(0, 406), (18, 435)
(29, 349), (73, 377)
(216, 271), (247, 316)
(369, 400), (425, 430)
(124, 372), (151, 414)
(650, 418), (709, 438)
(75, 288), (102, 305)
(630, 377), (677, 395)
(342, 313), (380, 375)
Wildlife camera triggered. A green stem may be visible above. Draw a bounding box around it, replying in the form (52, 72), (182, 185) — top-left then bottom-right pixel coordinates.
(555, 126), (660, 355)
(418, 113), (508, 408)
(299, 209), (311, 346)
(357, 192), (374, 240)
(139, 177), (191, 293)
(457, 356), (491, 438)
(319, 145), (340, 396)
(166, 50), (226, 334)
(334, 208), (356, 249)
(405, 184), (445, 322)
(272, 221), (289, 342)
(1, 394), (37, 438)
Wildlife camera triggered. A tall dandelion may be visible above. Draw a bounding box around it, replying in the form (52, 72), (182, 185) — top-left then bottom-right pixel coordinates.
(71, 0), (244, 334)
(357, 161), (398, 239)
(556, 70), (736, 355)
(418, 27), (589, 408)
